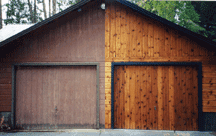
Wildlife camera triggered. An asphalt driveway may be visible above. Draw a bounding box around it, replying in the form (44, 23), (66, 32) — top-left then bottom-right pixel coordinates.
(0, 129), (215, 136)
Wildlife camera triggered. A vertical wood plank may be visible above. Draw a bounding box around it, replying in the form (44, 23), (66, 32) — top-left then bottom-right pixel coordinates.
(182, 67), (187, 130)
(146, 66), (152, 129)
(177, 67), (184, 130)
(125, 66), (130, 129)
(118, 66), (122, 128)
(50, 68), (55, 126)
(185, 66), (191, 130)
(26, 68), (32, 128)
(136, 15), (142, 57)
(171, 30), (178, 57)
(130, 66), (136, 129)
(158, 66), (163, 130)
(193, 41), (199, 57)
(42, 68), (47, 127)
(189, 39), (194, 57)
(182, 37), (188, 57)
(163, 66), (169, 130)
(140, 66), (147, 129)
(130, 12), (137, 58)
(120, 6), (126, 58)
(115, 4), (121, 58)
(43, 68), (49, 128)
(46, 69), (53, 126)
(80, 66), (85, 125)
(135, 66), (141, 129)
(16, 69), (22, 126)
(58, 67), (64, 126)
(37, 68), (43, 127)
(169, 66), (175, 130)
(105, 3), (110, 58)
(121, 66), (125, 128)
(158, 24), (165, 57)
(192, 67), (198, 130)
(85, 67), (90, 125)
(165, 27), (171, 57)
(148, 21), (154, 57)
(188, 66), (193, 130)
(92, 6), (98, 61)
(153, 22), (159, 57)
(142, 18), (148, 57)
(174, 67), (180, 130)
(177, 34), (182, 57)
(53, 67), (58, 128)
(114, 66), (119, 128)
(90, 66), (96, 127)
(152, 66), (158, 129)
(31, 69), (37, 126)
(125, 8), (130, 58)
(110, 3), (116, 58)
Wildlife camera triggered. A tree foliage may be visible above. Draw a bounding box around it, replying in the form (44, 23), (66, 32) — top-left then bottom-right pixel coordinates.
(136, 0), (205, 34)
(4, 0), (28, 24)
(4, 0), (42, 24)
(191, 1), (216, 41)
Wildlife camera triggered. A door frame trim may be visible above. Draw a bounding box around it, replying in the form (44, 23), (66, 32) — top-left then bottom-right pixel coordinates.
(11, 62), (100, 129)
(111, 62), (203, 130)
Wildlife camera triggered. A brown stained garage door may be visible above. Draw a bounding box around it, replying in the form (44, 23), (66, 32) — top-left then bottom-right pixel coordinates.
(114, 65), (198, 131)
(15, 66), (96, 130)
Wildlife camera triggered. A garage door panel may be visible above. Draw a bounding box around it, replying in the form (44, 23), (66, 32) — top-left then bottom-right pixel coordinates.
(114, 65), (198, 131)
(16, 66), (97, 129)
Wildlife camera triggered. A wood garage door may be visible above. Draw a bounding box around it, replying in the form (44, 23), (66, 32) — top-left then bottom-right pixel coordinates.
(15, 66), (97, 130)
(113, 65), (198, 130)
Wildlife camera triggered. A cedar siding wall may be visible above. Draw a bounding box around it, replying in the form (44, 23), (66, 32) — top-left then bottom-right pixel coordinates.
(0, 1), (105, 127)
(105, 2), (216, 128)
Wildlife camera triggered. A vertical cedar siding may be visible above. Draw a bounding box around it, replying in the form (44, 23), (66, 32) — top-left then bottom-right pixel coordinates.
(0, 0), (105, 127)
(105, 2), (216, 128)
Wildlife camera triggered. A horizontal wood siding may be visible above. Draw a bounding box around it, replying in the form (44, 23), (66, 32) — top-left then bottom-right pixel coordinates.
(0, 0), (105, 127)
(105, 2), (216, 128)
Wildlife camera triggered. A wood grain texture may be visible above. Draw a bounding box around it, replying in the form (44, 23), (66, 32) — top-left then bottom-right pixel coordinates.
(15, 66), (97, 129)
(104, 3), (215, 63)
(0, 1), (105, 114)
(104, 2), (216, 128)
(113, 65), (198, 130)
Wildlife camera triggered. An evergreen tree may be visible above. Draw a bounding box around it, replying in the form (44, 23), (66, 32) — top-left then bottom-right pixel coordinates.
(4, 0), (43, 24)
(191, 1), (216, 42)
(4, 0), (28, 24)
(136, 0), (205, 34)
